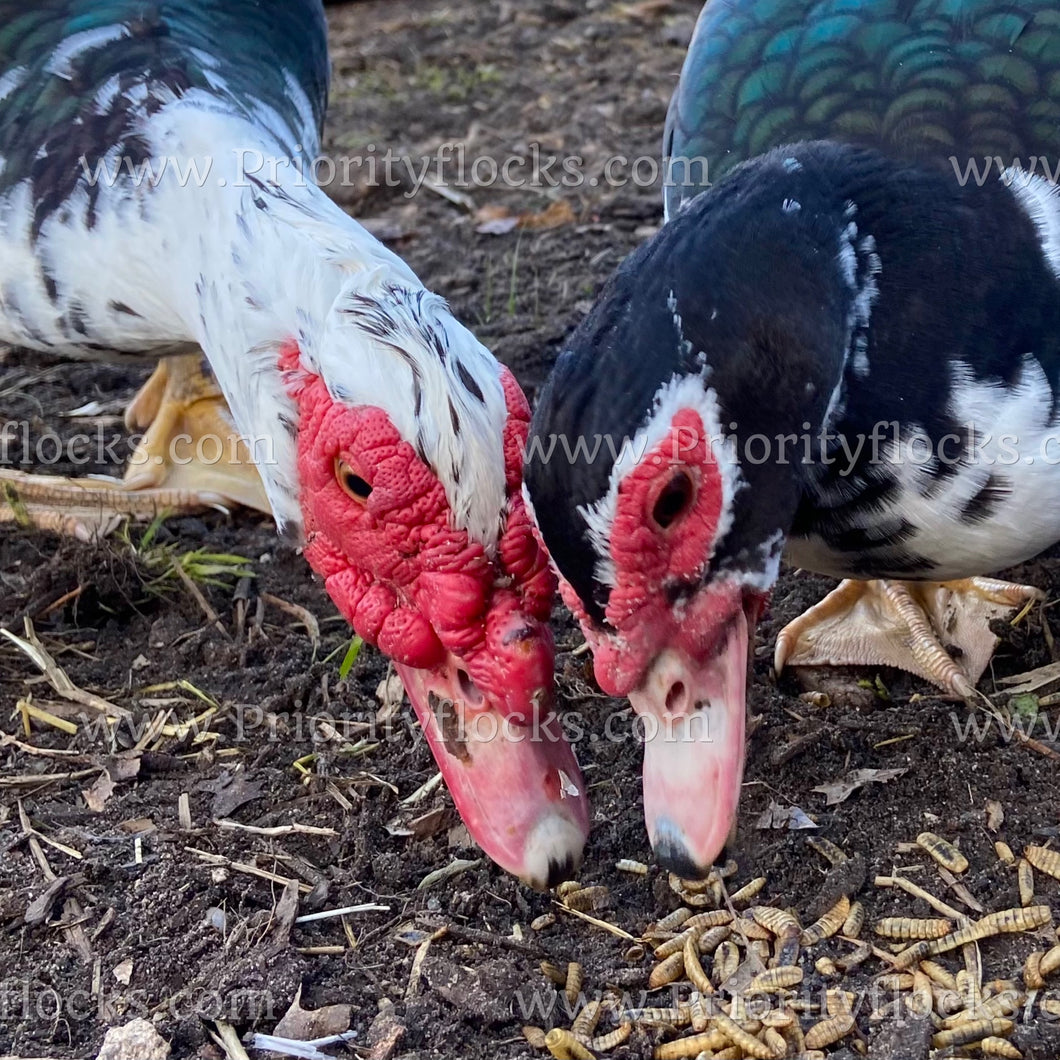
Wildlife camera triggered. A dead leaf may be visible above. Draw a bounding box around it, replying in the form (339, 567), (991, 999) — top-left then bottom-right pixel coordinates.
(813, 767), (908, 806)
(985, 799), (1004, 832)
(517, 198), (576, 230)
(24, 876), (69, 925)
(755, 800), (818, 830)
(202, 770), (264, 817)
(473, 199), (576, 235)
(266, 880), (301, 954)
(118, 817), (155, 834)
(273, 985), (351, 1041)
(113, 958), (134, 985)
(386, 806), (453, 840)
(83, 771), (116, 812)
(367, 1002), (406, 1060)
(473, 204), (519, 235)
(107, 755), (142, 782)
(375, 674), (405, 719)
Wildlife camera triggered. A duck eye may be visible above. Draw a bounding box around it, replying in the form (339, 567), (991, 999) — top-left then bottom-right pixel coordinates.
(335, 458), (372, 503)
(652, 470), (694, 530)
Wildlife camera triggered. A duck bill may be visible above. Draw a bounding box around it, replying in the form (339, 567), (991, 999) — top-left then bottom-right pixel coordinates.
(396, 655), (589, 890)
(628, 607), (751, 878)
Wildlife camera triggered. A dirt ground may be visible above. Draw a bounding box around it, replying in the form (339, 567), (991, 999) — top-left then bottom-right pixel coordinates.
(2, 2), (1060, 1058)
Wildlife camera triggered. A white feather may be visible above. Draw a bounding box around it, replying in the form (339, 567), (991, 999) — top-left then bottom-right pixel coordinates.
(0, 90), (506, 546)
(1005, 167), (1060, 281)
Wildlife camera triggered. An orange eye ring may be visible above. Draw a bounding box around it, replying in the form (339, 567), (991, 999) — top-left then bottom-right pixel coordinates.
(335, 457), (372, 503)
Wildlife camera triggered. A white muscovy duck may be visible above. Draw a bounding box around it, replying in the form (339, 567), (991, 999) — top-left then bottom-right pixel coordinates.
(0, 0), (588, 888)
(524, 0), (1060, 877)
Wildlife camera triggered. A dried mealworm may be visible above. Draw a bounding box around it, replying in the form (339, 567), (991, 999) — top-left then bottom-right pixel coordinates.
(652, 1030), (727, 1059)
(683, 932), (713, 995)
(556, 880), (582, 898)
(875, 973), (915, 992)
(684, 909), (734, 931)
(875, 917), (955, 940)
(1040, 943), (1060, 977)
(591, 1023), (631, 1052)
(713, 939), (740, 985)
(762, 1026), (788, 1057)
(615, 858), (648, 875)
(1018, 859), (1035, 906)
(732, 915), (774, 941)
(919, 960), (958, 991)
(804, 1012), (855, 1049)
(801, 895), (850, 946)
(917, 831), (969, 873)
(624, 1004), (692, 1027)
(523, 1025), (547, 1049)
(782, 1008), (807, 1052)
(894, 906), (1052, 969)
(942, 989), (1022, 1026)
(564, 885), (610, 912)
(655, 928), (698, 960)
(979, 1038), (1023, 1059)
(751, 906), (801, 937)
(540, 961), (567, 985)
(983, 979), (1022, 998)
(729, 876), (768, 906)
(544, 1028), (594, 1060)
(653, 907), (693, 933)
(910, 970), (934, 1017)
(565, 962), (583, 1006)
(931, 1018), (1014, 1049)
(1024, 950), (1046, 990)
(690, 991), (710, 1032)
(815, 957), (838, 976)
(835, 941), (872, 973)
(762, 1008), (794, 1028)
(697, 924), (732, 954)
(648, 950), (686, 990)
(748, 966), (804, 994)
(995, 840), (1016, 865)
(956, 968), (981, 1012)
(978, 905), (1052, 934)
(712, 1010), (776, 1059)
(807, 836), (849, 865)
(1024, 845), (1060, 881)
(531, 913), (556, 931)
(842, 901), (865, 939)
(571, 998), (602, 1041)
(825, 988), (855, 1017)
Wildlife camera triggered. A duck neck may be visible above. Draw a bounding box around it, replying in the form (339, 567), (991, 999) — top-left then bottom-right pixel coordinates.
(143, 105), (426, 527)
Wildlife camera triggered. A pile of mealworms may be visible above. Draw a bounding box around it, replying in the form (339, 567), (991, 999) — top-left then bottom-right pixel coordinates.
(520, 834), (1060, 1060)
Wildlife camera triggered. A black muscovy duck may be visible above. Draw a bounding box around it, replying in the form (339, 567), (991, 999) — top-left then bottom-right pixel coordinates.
(524, 0), (1060, 876)
(0, 0), (589, 888)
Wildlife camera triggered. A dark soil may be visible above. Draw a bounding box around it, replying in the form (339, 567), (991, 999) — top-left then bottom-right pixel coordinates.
(2, 2), (1059, 1059)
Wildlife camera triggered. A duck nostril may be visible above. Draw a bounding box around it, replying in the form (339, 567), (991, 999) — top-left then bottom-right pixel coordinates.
(457, 668), (483, 705)
(665, 680), (688, 714)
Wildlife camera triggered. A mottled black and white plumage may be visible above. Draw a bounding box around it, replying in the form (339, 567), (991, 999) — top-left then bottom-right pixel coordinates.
(528, 0), (1060, 617)
(0, 0), (509, 542)
(523, 0), (1060, 879)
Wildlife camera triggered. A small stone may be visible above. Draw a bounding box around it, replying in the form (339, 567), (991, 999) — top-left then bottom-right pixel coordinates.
(95, 1018), (170, 1060)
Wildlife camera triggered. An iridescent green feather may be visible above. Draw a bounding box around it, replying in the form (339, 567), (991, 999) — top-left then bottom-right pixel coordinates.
(665, 0), (1060, 212)
(0, 0), (328, 225)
